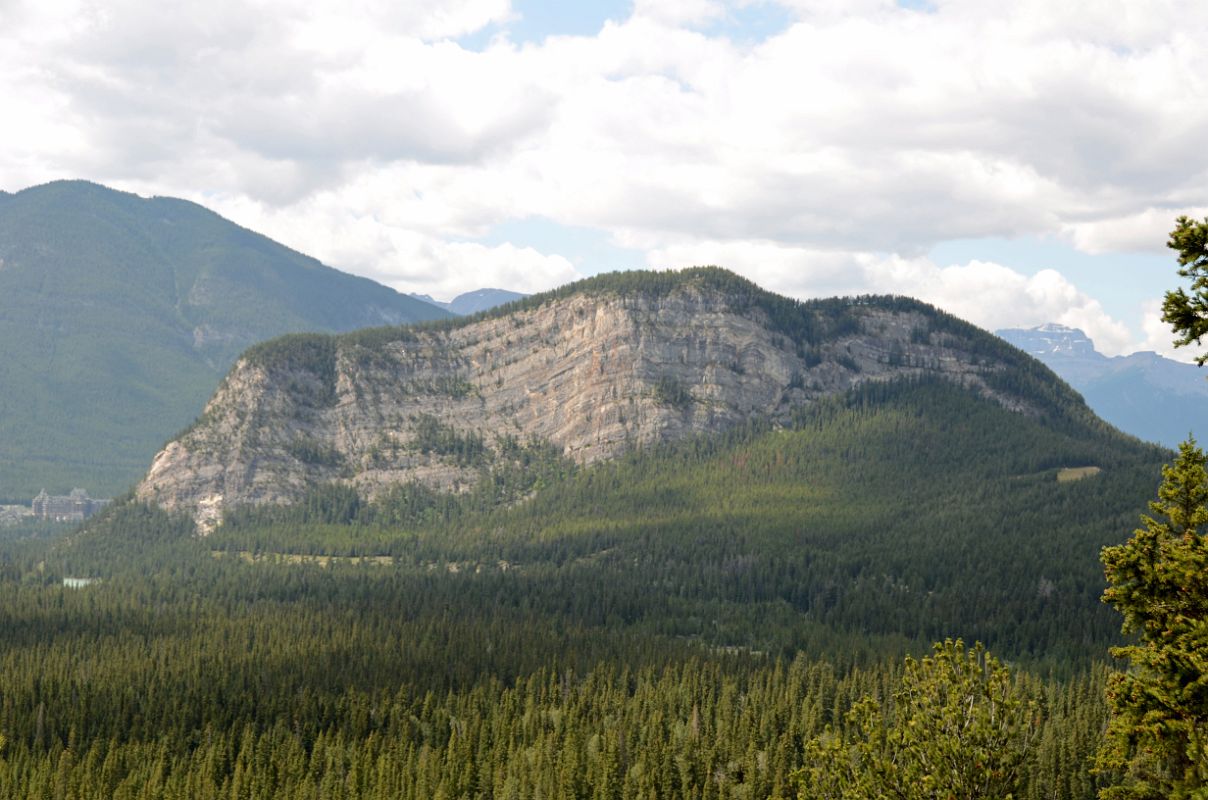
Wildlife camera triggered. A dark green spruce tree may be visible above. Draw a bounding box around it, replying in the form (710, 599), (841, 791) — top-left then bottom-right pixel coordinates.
(1098, 439), (1208, 798)
(1163, 215), (1208, 364)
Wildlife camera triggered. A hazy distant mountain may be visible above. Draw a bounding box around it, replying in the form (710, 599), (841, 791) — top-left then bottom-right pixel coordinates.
(0, 180), (451, 499)
(997, 323), (1208, 447)
(409, 293), (445, 309)
(411, 288), (527, 316)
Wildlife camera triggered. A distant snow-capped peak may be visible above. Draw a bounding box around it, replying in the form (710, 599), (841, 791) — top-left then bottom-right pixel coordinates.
(996, 323), (1097, 357)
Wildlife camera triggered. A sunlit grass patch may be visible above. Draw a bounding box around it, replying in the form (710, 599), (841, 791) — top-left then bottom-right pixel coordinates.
(1057, 466), (1101, 483)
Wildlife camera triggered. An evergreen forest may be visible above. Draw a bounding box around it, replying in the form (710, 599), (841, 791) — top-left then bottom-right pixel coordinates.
(0, 377), (1175, 798)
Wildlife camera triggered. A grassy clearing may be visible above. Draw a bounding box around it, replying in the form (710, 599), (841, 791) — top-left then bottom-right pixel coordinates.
(1057, 466), (1102, 483)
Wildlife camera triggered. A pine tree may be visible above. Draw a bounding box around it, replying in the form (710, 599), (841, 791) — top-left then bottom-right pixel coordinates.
(1163, 216), (1208, 364)
(1098, 439), (1208, 798)
(794, 639), (1041, 800)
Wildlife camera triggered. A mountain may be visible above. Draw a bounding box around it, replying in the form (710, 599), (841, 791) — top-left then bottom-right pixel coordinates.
(0, 180), (450, 500)
(447, 288), (527, 315)
(999, 323), (1098, 357)
(77, 270), (1166, 661)
(26, 370), (1148, 797)
(137, 267), (1112, 529)
(996, 323), (1208, 447)
(29, 271), (1171, 797)
(410, 287), (527, 315)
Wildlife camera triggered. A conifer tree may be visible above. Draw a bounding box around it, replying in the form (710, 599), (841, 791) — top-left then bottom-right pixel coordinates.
(795, 639), (1041, 800)
(1098, 439), (1208, 799)
(1163, 216), (1208, 364)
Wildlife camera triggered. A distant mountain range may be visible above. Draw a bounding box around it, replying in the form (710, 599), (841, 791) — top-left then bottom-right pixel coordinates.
(0, 180), (450, 499)
(996, 323), (1208, 448)
(410, 288), (527, 316)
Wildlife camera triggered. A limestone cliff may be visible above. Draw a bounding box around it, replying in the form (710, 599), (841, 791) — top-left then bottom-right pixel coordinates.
(137, 268), (1084, 529)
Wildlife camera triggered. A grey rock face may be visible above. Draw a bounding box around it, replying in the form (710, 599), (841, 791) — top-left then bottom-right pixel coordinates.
(139, 284), (1044, 530)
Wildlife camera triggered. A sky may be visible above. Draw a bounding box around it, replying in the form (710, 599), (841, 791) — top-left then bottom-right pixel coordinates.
(2, 0), (1207, 360)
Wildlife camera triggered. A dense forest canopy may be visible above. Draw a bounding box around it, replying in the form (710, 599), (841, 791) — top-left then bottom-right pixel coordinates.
(0, 374), (1171, 798)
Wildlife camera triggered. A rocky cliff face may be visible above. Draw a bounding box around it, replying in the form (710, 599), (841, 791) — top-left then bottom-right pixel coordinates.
(137, 270), (1073, 530)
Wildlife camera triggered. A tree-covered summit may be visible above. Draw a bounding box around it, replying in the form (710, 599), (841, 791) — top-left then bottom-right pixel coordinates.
(239, 265), (1101, 434)
(0, 180), (449, 498)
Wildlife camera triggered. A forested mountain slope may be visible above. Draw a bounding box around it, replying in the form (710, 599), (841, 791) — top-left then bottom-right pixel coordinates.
(155, 378), (1160, 667)
(0, 180), (448, 498)
(10, 287), (1170, 798)
(138, 267), (1109, 528)
(21, 376), (1162, 797)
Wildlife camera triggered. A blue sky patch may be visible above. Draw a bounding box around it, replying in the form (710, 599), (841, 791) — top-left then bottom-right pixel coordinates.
(460, 0), (633, 49)
(896, 0), (937, 11)
(459, 1), (799, 50)
(701, 2), (794, 43)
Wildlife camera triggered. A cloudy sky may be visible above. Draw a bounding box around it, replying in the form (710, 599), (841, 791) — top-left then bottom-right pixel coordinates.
(3, 0), (1207, 359)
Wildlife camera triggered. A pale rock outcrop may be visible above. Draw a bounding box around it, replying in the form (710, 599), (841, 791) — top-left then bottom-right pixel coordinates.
(137, 280), (1042, 530)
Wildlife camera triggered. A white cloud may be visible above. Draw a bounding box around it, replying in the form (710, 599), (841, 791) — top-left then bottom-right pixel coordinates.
(646, 238), (1139, 355)
(1139, 298), (1200, 363)
(645, 239), (869, 298)
(3, 0), (1208, 351)
(202, 187), (578, 300)
(871, 257), (1137, 356)
(420, 241), (579, 299)
(631, 0), (727, 27)
(1065, 207), (1208, 255)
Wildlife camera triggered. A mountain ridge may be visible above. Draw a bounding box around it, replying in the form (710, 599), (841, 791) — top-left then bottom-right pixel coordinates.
(0, 180), (450, 498)
(410, 288), (528, 315)
(137, 267), (1111, 529)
